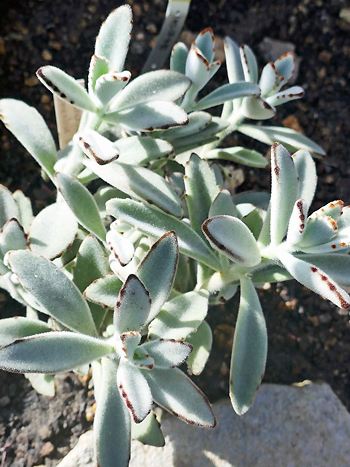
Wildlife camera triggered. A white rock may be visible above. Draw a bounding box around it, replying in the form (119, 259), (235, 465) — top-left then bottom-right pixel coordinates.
(58, 382), (350, 467)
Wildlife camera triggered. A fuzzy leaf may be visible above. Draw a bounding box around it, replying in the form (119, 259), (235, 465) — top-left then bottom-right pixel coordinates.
(29, 202), (78, 259)
(278, 249), (350, 310)
(115, 136), (173, 166)
(78, 130), (119, 165)
(292, 149), (317, 207)
(296, 254), (350, 288)
(184, 153), (219, 234)
(95, 5), (132, 72)
(56, 173), (106, 241)
(144, 368), (215, 427)
(224, 37), (244, 111)
(251, 264), (292, 283)
(94, 357), (131, 467)
(259, 62), (281, 96)
(138, 232), (178, 323)
(13, 191), (33, 233)
(0, 99), (57, 178)
(131, 412), (164, 447)
(84, 274), (122, 309)
(240, 45), (258, 83)
(266, 86), (304, 107)
(241, 97), (275, 120)
(95, 71), (131, 105)
(0, 317), (51, 347)
(117, 358), (153, 423)
(0, 332), (113, 373)
(88, 54), (109, 94)
(230, 277), (267, 415)
(286, 199), (309, 246)
(202, 215), (261, 267)
(140, 339), (192, 369)
(114, 275), (151, 334)
(0, 219), (26, 256)
(37, 66), (96, 111)
(194, 82), (259, 111)
(7, 250), (97, 336)
(270, 143), (298, 245)
(298, 215), (338, 249)
(111, 70), (190, 111)
(164, 111), (211, 140)
(275, 52), (295, 84)
(238, 124), (325, 155)
(209, 190), (240, 218)
(84, 159), (182, 218)
(205, 146), (267, 168)
(148, 290), (208, 340)
(170, 42), (188, 74)
(106, 199), (221, 271)
(26, 373), (55, 397)
(105, 101), (188, 132)
(186, 321), (212, 376)
(107, 230), (134, 267)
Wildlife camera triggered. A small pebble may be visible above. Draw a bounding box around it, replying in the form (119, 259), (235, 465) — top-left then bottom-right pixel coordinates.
(39, 441), (54, 458)
(41, 49), (53, 61)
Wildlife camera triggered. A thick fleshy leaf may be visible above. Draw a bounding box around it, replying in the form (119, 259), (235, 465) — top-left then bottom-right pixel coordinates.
(119, 331), (142, 361)
(95, 70), (130, 105)
(73, 235), (109, 292)
(195, 27), (215, 62)
(233, 191), (270, 210)
(296, 254), (350, 288)
(238, 124), (326, 155)
(117, 358), (153, 423)
(0, 317), (51, 347)
(138, 232), (178, 323)
(205, 146), (267, 168)
(114, 275), (151, 334)
(186, 321), (212, 376)
(105, 101), (188, 132)
(266, 86), (304, 107)
(209, 190), (240, 218)
(164, 111), (211, 141)
(292, 149), (317, 207)
(115, 136), (173, 166)
(26, 373), (55, 397)
(241, 97), (275, 120)
(230, 277), (267, 415)
(95, 5), (132, 72)
(148, 290), (208, 340)
(0, 332), (113, 373)
(140, 339), (192, 369)
(274, 52), (295, 85)
(106, 199), (221, 271)
(28, 202), (78, 259)
(84, 159), (182, 218)
(0, 99), (57, 178)
(88, 54), (109, 94)
(259, 62), (281, 96)
(13, 190), (33, 233)
(202, 215), (261, 267)
(184, 153), (219, 234)
(56, 173), (106, 241)
(298, 215), (338, 249)
(78, 130), (119, 165)
(36, 66), (96, 111)
(240, 45), (258, 83)
(131, 412), (164, 447)
(0, 219), (26, 255)
(144, 368), (215, 427)
(185, 45), (212, 90)
(7, 250), (97, 336)
(111, 70), (190, 111)
(170, 42), (188, 74)
(251, 263), (292, 283)
(224, 37), (244, 111)
(84, 274), (122, 308)
(286, 199), (309, 246)
(270, 143), (298, 245)
(194, 82), (259, 111)
(0, 185), (19, 229)
(278, 249), (350, 310)
(107, 230), (134, 267)
(94, 357), (131, 467)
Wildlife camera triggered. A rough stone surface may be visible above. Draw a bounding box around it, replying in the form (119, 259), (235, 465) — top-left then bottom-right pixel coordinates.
(57, 382), (350, 467)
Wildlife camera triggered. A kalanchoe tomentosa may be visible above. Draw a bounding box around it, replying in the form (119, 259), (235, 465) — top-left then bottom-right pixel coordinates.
(0, 1), (347, 466)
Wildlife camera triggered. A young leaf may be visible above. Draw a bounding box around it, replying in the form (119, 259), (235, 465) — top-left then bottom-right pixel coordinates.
(107, 230), (135, 267)
(0, 219), (26, 255)
(139, 339), (192, 369)
(0, 99), (57, 178)
(94, 358), (131, 467)
(117, 358), (153, 423)
(131, 412), (164, 447)
(137, 232), (178, 323)
(0, 332), (113, 373)
(164, 111), (211, 140)
(144, 368), (216, 427)
(278, 249), (350, 310)
(266, 86), (304, 107)
(56, 173), (106, 241)
(29, 202), (78, 260)
(111, 70), (191, 111)
(209, 190), (240, 218)
(241, 97), (275, 120)
(78, 130), (119, 165)
(184, 153), (219, 234)
(106, 198), (221, 271)
(36, 66), (96, 112)
(7, 250), (97, 336)
(240, 45), (258, 83)
(194, 82), (259, 111)
(13, 190), (33, 233)
(224, 37), (244, 111)
(230, 277), (267, 415)
(0, 317), (51, 348)
(88, 54), (109, 94)
(114, 275), (151, 334)
(95, 71), (131, 106)
(270, 143), (298, 245)
(292, 149), (317, 207)
(84, 274), (122, 309)
(95, 5), (132, 72)
(148, 290), (208, 340)
(186, 321), (212, 376)
(205, 147), (267, 168)
(170, 42), (188, 74)
(202, 215), (261, 267)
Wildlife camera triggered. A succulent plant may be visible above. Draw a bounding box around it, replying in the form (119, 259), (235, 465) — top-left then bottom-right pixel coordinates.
(0, 1), (346, 466)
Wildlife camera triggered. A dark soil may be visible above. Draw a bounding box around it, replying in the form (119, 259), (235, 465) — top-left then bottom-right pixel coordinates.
(1, 0), (350, 465)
